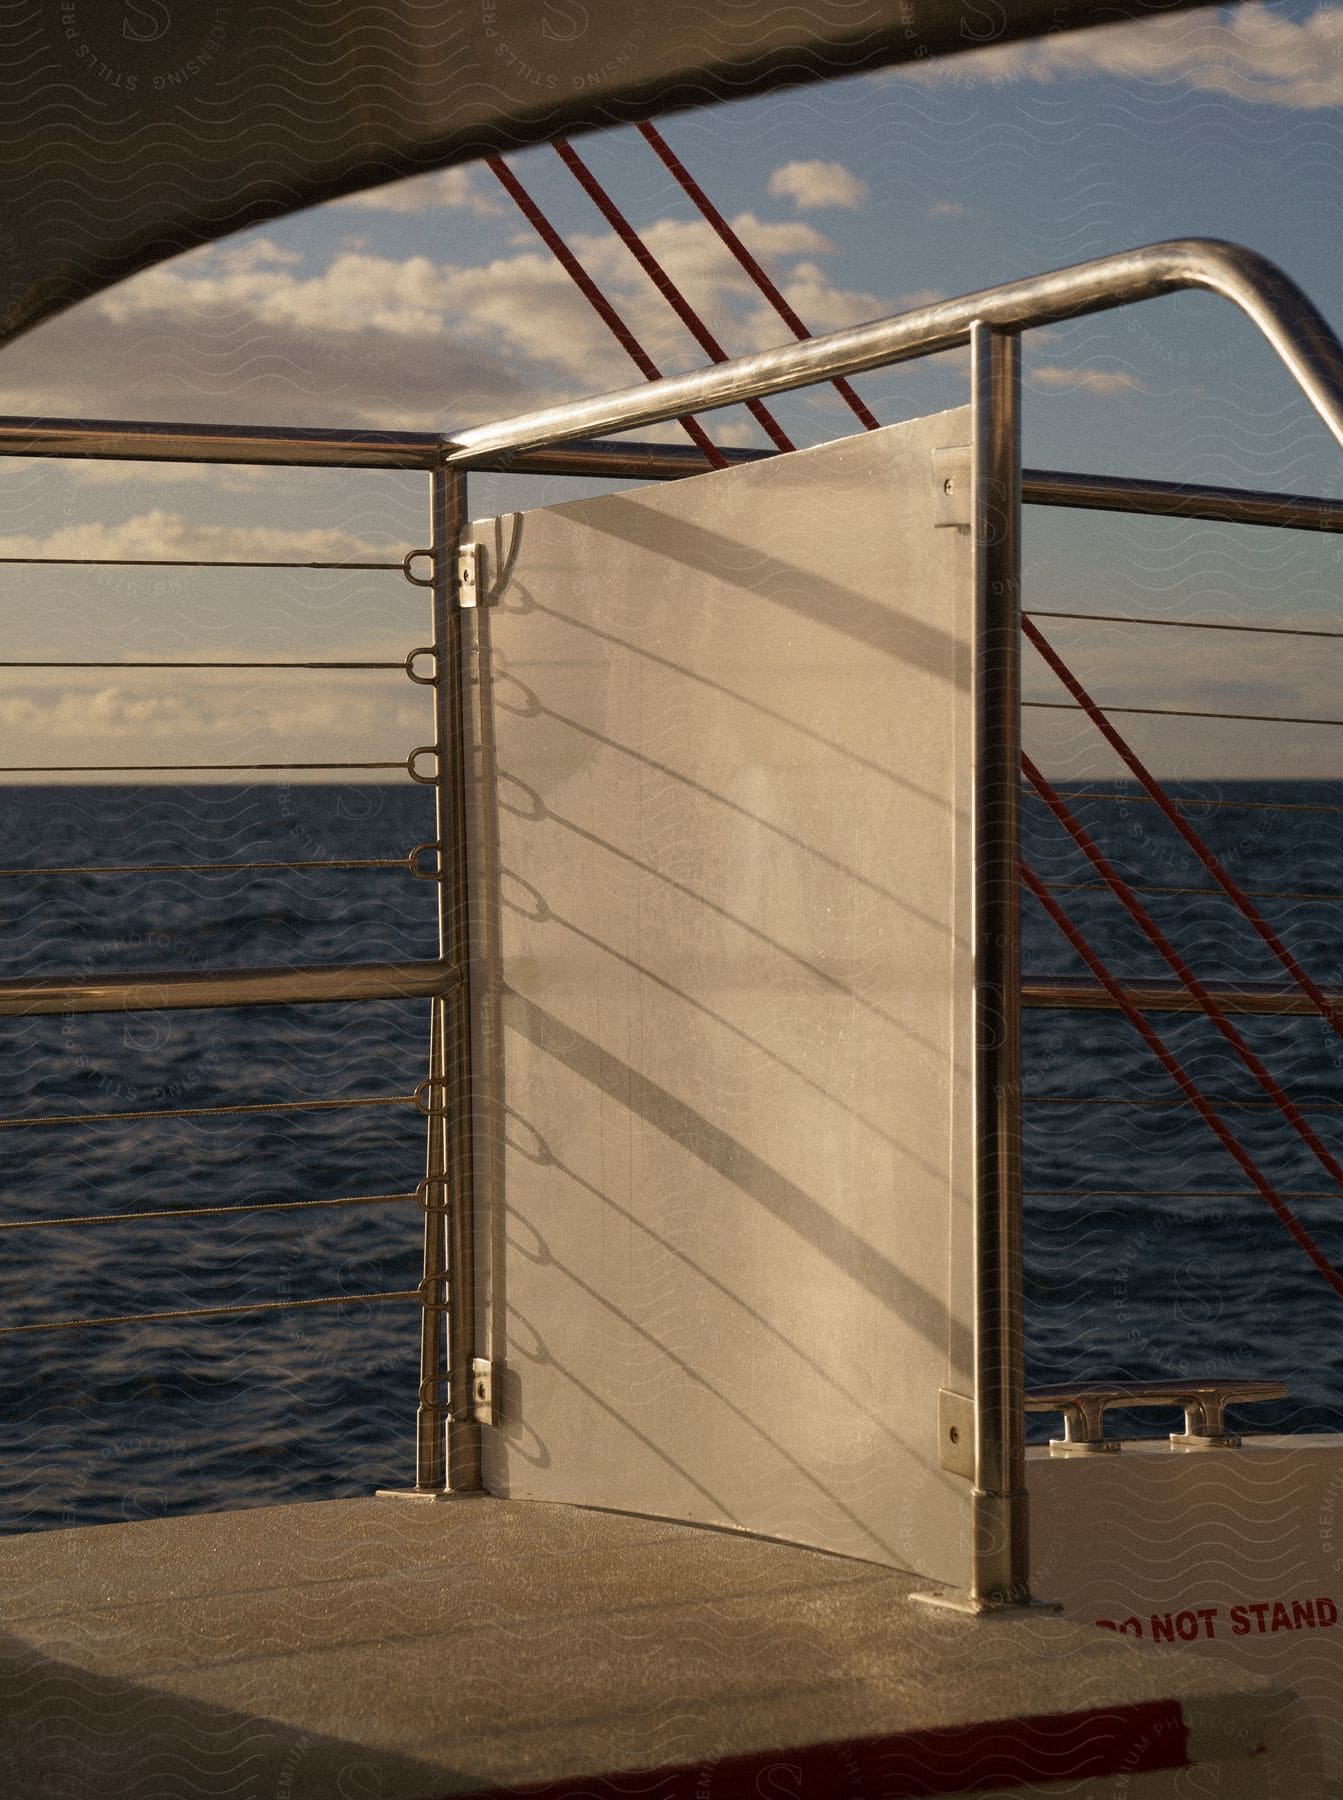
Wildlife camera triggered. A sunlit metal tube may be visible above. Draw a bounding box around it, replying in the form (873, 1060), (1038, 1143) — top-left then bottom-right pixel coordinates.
(0, 420), (770, 478)
(435, 467), (483, 1494)
(0, 959), (460, 1016)
(444, 240), (1343, 464)
(0, 418), (442, 468)
(970, 325), (1028, 1610)
(1023, 469), (1343, 533)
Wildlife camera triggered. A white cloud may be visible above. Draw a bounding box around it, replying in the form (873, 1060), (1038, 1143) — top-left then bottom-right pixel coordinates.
(927, 200), (967, 219)
(335, 166), (504, 216)
(217, 239), (305, 272)
(0, 511), (400, 562)
(0, 173), (888, 485)
(0, 205), (873, 435)
(0, 667), (432, 779)
(768, 160), (869, 211)
(1031, 365), (1146, 395)
(740, 262), (889, 347)
(897, 4), (1343, 109)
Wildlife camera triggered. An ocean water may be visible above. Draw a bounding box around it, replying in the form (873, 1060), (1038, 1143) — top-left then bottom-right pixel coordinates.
(1, 778), (1340, 1534)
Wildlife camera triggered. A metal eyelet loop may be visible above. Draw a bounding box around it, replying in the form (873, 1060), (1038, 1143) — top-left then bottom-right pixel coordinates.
(417, 1275), (450, 1312)
(402, 548), (437, 587)
(408, 841), (443, 881)
(407, 746), (439, 784)
(404, 647), (439, 684)
(413, 1077), (449, 1117)
(416, 1175), (450, 1214)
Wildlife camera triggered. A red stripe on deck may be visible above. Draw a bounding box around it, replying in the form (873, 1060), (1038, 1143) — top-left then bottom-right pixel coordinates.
(466, 1698), (1190, 1797)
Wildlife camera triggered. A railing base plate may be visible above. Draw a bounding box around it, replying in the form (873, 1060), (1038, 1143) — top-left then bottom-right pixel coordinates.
(374, 1487), (489, 1503)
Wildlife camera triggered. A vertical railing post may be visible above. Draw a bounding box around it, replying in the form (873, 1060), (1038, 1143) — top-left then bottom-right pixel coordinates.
(436, 463), (483, 1493)
(408, 464), (481, 1494)
(969, 321), (1029, 1607)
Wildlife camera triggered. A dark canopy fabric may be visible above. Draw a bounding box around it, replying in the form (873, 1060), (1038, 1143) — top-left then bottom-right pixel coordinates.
(1, 0), (1227, 346)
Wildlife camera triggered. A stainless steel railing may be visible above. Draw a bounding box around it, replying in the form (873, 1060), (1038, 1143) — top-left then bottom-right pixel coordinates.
(3, 237), (1342, 1607)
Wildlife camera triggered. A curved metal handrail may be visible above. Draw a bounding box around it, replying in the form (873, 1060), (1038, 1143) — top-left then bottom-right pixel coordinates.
(443, 238), (1343, 465)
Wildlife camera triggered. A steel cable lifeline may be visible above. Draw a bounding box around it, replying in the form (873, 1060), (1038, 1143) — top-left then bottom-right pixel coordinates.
(1041, 787), (1343, 818)
(1023, 753), (1343, 1198)
(636, 120), (881, 431)
(1023, 613), (1343, 1037)
(551, 136), (797, 455)
(1044, 880), (1343, 903)
(0, 1190), (415, 1232)
(1030, 607), (1343, 642)
(0, 1287), (420, 1338)
(486, 155), (726, 469)
(1028, 698), (1343, 728)
(0, 1092), (415, 1131)
(1021, 861), (1343, 1301)
(1028, 1094), (1343, 1113)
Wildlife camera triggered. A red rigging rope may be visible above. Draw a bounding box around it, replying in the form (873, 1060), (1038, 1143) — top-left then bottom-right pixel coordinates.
(636, 119), (881, 433)
(551, 136), (797, 455)
(1022, 752), (1343, 1197)
(1021, 861), (1343, 1302)
(485, 155), (726, 470)
(1022, 613), (1343, 1039)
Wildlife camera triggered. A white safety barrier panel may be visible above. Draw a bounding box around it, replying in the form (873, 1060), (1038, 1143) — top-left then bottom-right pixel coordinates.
(463, 411), (979, 1588)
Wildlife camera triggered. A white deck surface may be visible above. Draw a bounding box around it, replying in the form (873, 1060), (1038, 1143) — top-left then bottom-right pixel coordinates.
(0, 1495), (1319, 1797)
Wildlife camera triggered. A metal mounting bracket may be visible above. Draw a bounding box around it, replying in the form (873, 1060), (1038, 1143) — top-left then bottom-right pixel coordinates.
(471, 1356), (499, 1426)
(932, 445), (971, 527)
(938, 1387), (975, 1481)
(457, 542), (484, 608)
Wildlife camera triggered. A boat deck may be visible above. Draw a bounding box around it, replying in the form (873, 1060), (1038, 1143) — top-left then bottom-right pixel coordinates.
(0, 1494), (1318, 1797)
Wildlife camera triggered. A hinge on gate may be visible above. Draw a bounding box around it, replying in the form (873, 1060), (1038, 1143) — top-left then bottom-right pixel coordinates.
(932, 446), (971, 528)
(471, 1356), (499, 1425)
(456, 542), (483, 608)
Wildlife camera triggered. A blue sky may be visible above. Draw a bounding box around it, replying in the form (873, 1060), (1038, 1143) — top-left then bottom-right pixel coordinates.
(0, 0), (1341, 777)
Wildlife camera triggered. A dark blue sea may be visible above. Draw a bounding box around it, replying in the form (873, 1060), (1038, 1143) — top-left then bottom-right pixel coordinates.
(1, 779), (1341, 1534)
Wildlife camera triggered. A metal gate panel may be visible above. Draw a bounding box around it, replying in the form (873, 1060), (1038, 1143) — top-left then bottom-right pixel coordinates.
(464, 409), (975, 1584)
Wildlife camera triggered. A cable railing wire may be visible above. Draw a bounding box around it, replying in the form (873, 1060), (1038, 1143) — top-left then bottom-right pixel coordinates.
(0, 659), (407, 670)
(1026, 699), (1343, 728)
(1023, 614), (1343, 1037)
(486, 154), (726, 469)
(635, 120), (880, 431)
(1042, 879), (1343, 903)
(1028, 608), (1343, 642)
(0, 1287), (420, 1337)
(1026, 1093), (1343, 1112)
(1032, 787), (1343, 819)
(0, 555), (406, 569)
(1024, 752), (1343, 1197)
(0, 855), (407, 878)
(1021, 861), (1343, 1301)
(0, 759), (409, 774)
(552, 135), (797, 456)
(0, 1190), (416, 1233)
(1027, 1188), (1343, 1201)
(0, 1092), (416, 1131)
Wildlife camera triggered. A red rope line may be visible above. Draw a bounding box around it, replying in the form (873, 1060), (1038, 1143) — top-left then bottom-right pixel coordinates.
(1023, 613), (1343, 1038)
(1022, 753), (1343, 1195)
(552, 137), (796, 455)
(1022, 861), (1343, 1300)
(485, 155), (726, 470)
(637, 120), (881, 433)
